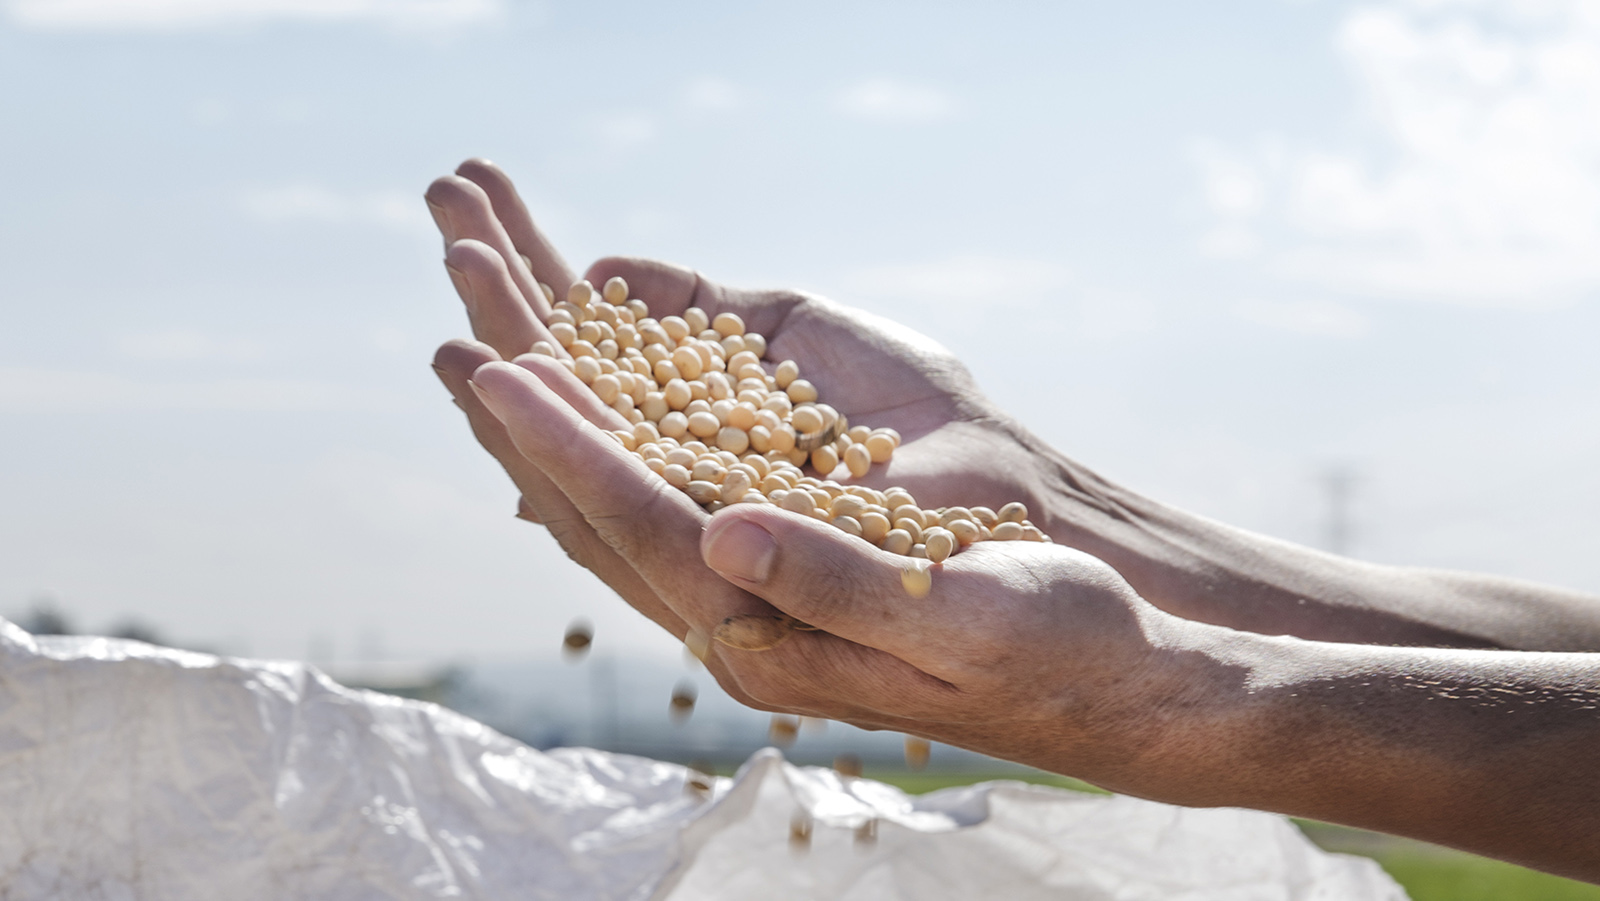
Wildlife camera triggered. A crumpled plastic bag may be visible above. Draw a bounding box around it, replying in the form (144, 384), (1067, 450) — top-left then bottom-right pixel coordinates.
(0, 619), (1406, 899)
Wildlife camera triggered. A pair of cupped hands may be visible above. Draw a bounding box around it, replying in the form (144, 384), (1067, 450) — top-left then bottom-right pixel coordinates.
(427, 159), (1226, 797)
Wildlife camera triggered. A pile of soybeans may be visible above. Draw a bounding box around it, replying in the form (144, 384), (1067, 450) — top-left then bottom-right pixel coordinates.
(530, 273), (1048, 644)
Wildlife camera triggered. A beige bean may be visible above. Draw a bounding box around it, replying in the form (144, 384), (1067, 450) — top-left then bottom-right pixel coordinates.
(573, 356), (602, 384)
(529, 340), (557, 357)
(643, 456), (666, 474)
(992, 521), (1024, 540)
(760, 474), (789, 495)
(882, 528), (913, 555)
(685, 480), (721, 505)
(743, 333), (767, 358)
(661, 316), (690, 342)
(602, 276), (629, 305)
(590, 373), (620, 404)
(550, 321), (578, 347)
(790, 406), (824, 435)
(998, 501), (1029, 523)
(719, 335), (745, 356)
(641, 324), (672, 348)
(904, 737), (931, 770)
(892, 518), (924, 544)
(539, 282), (557, 305)
(662, 463), (692, 488)
(567, 280), (595, 306)
(780, 489), (815, 515)
(662, 379), (691, 410)
(811, 444), (839, 475)
(833, 515), (863, 538)
(770, 424), (797, 453)
(686, 411), (721, 438)
(640, 392), (669, 421)
(924, 528), (955, 564)
(742, 455), (771, 478)
(632, 421), (660, 446)
(1023, 525), (1047, 542)
(747, 425), (771, 453)
(712, 311), (745, 337)
(659, 412), (690, 439)
(671, 346), (703, 380)
(900, 563), (932, 597)
(786, 379), (818, 404)
(859, 511), (891, 545)
(947, 519), (981, 546)
(716, 426), (750, 455)
(843, 443), (871, 478)
(691, 459), (726, 483)
(938, 507), (971, 527)
(829, 494), (866, 519)
(863, 433), (895, 463)
(684, 306), (710, 334)
(652, 358), (680, 384)
(625, 298), (649, 321)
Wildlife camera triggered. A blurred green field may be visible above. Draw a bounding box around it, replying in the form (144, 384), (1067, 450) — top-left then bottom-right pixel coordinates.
(866, 768), (1600, 901)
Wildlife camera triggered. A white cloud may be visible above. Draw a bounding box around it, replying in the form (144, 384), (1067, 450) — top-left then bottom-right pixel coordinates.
(0, 367), (388, 412)
(4, 0), (502, 30)
(238, 184), (428, 231)
(1197, 0), (1600, 306)
(682, 77), (746, 113)
(115, 328), (267, 362)
(592, 112), (656, 150)
(845, 254), (1070, 308)
(836, 79), (957, 124)
(1232, 298), (1371, 338)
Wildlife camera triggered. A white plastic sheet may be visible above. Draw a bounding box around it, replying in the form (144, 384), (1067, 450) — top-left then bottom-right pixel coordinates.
(0, 620), (1406, 899)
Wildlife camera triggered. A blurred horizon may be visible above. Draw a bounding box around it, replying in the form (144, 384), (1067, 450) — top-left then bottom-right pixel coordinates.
(3, 0), (1598, 668)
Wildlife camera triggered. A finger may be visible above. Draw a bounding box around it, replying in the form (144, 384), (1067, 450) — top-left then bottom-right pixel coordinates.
(445, 239), (563, 362)
(426, 173), (555, 321)
(719, 627), (961, 723)
(699, 504), (982, 667)
(455, 158), (576, 305)
(510, 354), (634, 446)
(434, 340), (686, 636)
(467, 360), (765, 632)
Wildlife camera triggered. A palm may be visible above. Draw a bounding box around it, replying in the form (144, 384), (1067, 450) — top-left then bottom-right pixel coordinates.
(426, 160), (1050, 707)
(750, 294), (1047, 515)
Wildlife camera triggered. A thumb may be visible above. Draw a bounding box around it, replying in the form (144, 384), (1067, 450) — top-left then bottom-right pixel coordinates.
(699, 505), (955, 659)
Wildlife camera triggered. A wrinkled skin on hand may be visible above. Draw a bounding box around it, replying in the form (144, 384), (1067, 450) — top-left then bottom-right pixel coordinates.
(425, 159), (1204, 789)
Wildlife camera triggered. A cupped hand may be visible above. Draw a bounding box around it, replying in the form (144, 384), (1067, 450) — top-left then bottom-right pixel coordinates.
(425, 157), (1066, 559)
(466, 357), (1215, 792)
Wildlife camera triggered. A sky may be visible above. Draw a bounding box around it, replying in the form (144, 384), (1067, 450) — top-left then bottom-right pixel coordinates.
(1, 0), (1597, 667)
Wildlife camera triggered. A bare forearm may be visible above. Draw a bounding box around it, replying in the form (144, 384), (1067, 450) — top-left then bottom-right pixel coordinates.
(1127, 628), (1600, 881)
(1019, 433), (1600, 651)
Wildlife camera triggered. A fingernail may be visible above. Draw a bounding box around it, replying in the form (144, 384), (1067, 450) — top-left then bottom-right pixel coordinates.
(426, 197), (454, 242)
(515, 496), (541, 524)
(445, 262), (474, 311)
(703, 518), (777, 583)
(467, 379), (505, 421)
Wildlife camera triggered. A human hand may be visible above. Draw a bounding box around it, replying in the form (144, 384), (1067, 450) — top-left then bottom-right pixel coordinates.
(464, 354), (1219, 794)
(424, 160), (1078, 629)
